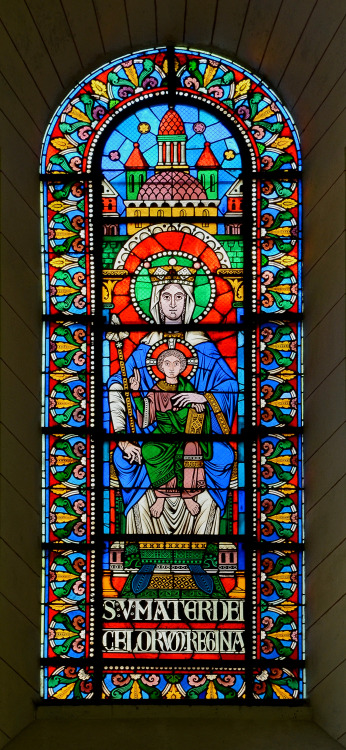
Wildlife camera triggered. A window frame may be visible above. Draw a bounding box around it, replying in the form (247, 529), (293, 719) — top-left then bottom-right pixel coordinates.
(40, 46), (304, 703)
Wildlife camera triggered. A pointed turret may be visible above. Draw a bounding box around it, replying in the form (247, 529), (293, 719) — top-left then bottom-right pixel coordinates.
(125, 143), (148, 200)
(196, 142), (219, 199)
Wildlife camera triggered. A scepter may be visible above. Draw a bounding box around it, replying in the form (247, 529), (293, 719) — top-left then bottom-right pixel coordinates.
(106, 314), (137, 436)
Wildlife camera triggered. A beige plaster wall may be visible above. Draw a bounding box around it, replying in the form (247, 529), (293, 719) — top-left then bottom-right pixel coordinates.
(0, 1), (344, 747)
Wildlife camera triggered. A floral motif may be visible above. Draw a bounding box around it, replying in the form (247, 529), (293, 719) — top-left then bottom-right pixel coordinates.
(261, 552), (297, 603)
(45, 550), (90, 660)
(50, 324), (86, 372)
(260, 323), (297, 369)
(253, 668), (299, 699)
(50, 263), (87, 314)
(49, 552), (86, 602)
(185, 75), (200, 90)
(193, 121), (206, 134)
(47, 666), (93, 699)
(47, 320), (89, 541)
(50, 435), (87, 485)
(261, 435), (297, 486)
(260, 609), (298, 659)
(49, 377), (86, 427)
(49, 490), (87, 542)
(261, 377), (297, 427)
(102, 671), (245, 700)
(261, 491), (298, 541)
(261, 266), (298, 313)
(48, 210), (85, 256)
(48, 607), (86, 657)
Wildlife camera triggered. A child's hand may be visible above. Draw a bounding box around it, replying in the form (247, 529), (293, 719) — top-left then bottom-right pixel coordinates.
(119, 441), (142, 464)
(129, 367), (141, 391)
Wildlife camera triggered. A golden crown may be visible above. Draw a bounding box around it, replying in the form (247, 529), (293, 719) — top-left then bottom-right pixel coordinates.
(145, 257), (200, 286)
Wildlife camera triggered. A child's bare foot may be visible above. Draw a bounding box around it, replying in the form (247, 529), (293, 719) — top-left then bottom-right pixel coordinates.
(150, 496), (165, 517)
(184, 497), (200, 516)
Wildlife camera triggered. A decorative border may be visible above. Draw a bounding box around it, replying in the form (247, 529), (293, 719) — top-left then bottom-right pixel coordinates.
(41, 47), (300, 175)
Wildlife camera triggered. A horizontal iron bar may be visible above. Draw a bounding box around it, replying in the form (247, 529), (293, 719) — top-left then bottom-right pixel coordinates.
(40, 657), (306, 667)
(40, 170), (302, 183)
(42, 426), (303, 438)
(42, 539), (305, 549)
(42, 315), (304, 326)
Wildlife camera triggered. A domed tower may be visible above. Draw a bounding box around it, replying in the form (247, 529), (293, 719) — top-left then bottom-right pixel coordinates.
(156, 107), (188, 171)
(124, 107), (220, 235)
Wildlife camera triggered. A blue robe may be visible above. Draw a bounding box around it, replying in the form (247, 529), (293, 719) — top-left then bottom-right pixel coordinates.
(108, 337), (238, 515)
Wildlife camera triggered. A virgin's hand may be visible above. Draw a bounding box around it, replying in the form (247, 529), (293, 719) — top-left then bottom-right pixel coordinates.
(171, 393), (207, 410)
(119, 441), (142, 464)
(193, 403), (205, 413)
(129, 367), (141, 391)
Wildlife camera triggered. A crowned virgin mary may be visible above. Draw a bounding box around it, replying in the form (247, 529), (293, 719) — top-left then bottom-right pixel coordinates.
(108, 256), (238, 535)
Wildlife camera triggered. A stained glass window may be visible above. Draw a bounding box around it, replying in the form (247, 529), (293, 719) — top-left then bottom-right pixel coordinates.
(41, 47), (304, 702)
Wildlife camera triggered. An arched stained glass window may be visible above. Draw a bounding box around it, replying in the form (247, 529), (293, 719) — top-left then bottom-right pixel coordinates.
(41, 47), (304, 702)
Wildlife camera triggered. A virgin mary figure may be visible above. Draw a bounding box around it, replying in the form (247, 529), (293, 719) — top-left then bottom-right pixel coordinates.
(108, 257), (238, 535)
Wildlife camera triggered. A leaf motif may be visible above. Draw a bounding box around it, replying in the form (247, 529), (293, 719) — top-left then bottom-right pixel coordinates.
(130, 680), (142, 699)
(279, 369), (295, 380)
(280, 483), (296, 494)
(49, 257), (73, 269)
(277, 255), (297, 266)
(54, 228), (75, 239)
(277, 199), (297, 210)
(91, 78), (108, 98)
(49, 154), (72, 172)
(69, 106), (90, 123)
(50, 371), (71, 381)
(272, 683), (292, 699)
(234, 78), (251, 98)
(50, 600), (70, 611)
(52, 138), (71, 151)
(275, 602), (297, 612)
(265, 153), (294, 171)
(49, 201), (68, 212)
(272, 181), (295, 199)
(54, 682), (75, 699)
(248, 91), (263, 119)
(253, 105), (274, 122)
(222, 70), (234, 85)
(271, 137), (293, 150)
(268, 226), (292, 237)
(51, 483), (70, 495)
(256, 120), (283, 134)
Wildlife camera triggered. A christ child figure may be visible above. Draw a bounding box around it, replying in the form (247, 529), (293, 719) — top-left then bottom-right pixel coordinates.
(129, 349), (212, 519)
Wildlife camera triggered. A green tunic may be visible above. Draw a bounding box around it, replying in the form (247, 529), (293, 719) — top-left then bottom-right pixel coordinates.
(134, 376), (212, 489)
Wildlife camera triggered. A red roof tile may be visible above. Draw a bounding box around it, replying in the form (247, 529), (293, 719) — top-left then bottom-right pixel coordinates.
(138, 171), (207, 201)
(158, 109), (185, 136)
